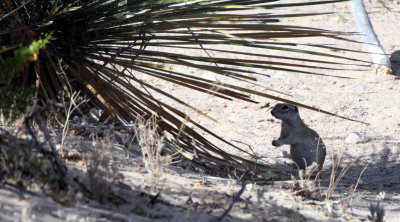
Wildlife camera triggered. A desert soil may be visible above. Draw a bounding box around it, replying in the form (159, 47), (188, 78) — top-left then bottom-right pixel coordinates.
(2, 1), (400, 221)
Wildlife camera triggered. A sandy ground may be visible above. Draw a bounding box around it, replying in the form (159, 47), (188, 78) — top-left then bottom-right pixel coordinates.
(1, 1), (400, 221)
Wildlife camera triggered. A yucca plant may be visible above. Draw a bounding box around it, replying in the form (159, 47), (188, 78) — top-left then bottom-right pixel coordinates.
(1, 0), (369, 178)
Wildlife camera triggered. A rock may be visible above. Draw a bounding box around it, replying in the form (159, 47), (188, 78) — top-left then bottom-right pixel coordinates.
(390, 50), (400, 76)
(355, 85), (365, 93)
(345, 132), (369, 144)
(89, 108), (103, 121)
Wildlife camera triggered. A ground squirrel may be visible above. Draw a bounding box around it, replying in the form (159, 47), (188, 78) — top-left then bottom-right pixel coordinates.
(271, 103), (326, 172)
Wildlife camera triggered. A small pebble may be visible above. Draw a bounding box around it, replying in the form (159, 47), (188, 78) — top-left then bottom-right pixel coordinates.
(355, 85), (365, 93)
(345, 132), (369, 144)
(89, 108), (103, 120)
(80, 118), (88, 127)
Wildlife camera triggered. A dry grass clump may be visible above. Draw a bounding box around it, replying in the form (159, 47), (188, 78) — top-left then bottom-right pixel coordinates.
(0, 128), (79, 204)
(290, 163), (323, 200)
(83, 132), (122, 204)
(0, 130), (58, 187)
(286, 139), (373, 220)
(135, 117), (172, 179)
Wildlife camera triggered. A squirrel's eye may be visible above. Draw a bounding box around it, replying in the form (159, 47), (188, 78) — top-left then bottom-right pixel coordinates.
(282, 105), (289, 110)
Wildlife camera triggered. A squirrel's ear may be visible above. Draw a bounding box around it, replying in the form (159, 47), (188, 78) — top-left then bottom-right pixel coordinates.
(294, 106), (298, 112)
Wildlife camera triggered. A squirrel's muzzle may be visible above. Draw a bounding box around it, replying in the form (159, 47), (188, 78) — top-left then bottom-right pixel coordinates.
(271, 110), (276, 117)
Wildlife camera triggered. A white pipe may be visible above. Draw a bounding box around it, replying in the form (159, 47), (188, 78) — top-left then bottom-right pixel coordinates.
(350, 0), (390, 66)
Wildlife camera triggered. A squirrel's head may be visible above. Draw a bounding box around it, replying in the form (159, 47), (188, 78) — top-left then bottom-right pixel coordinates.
(271, 103), (299, 120)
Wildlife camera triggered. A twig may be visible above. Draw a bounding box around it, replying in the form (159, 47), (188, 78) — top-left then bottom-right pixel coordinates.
(376, 0), (392, 11)
(24, 101), (67, 177)
(216, 180), (247, 222)
(350, 163), (369, 206)
(301, 194), (356, 206)
(2, 182), (41, 197)
(0, 0), (34, 22)
(202, 176), (235, 182)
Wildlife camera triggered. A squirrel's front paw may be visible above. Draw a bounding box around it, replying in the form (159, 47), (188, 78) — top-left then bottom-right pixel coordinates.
(272, 140), (280, 147)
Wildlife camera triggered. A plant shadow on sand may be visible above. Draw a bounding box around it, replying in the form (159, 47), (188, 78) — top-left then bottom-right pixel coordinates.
(314, 138), (400, 194)
(1, 110), (399, 222)
(314, 140), (400, 220)
(0, 128), (311, 222)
